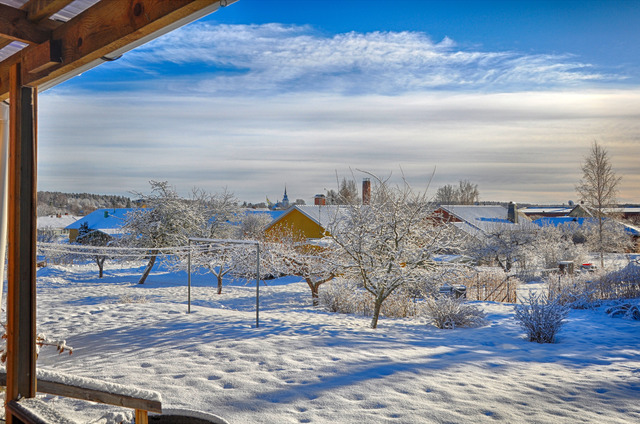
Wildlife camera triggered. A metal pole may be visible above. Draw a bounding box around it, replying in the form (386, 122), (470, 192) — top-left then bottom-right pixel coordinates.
(187, 239), (191, 314)
(256, 242), (260, 328)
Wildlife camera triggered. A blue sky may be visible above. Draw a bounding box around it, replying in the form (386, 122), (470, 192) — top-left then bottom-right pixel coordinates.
(37, 0), (640, 204)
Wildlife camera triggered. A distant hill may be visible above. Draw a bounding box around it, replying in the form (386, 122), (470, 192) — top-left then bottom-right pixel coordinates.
(38, 191), (132, 216)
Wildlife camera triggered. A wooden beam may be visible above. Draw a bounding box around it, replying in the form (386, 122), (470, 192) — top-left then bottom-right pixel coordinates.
(36, 379), (162, 414)
(0, 370), (162, 414)
(6, 62), (38, 424)
(0, 0), (232, 100)
(23, 39), (62, 74)
(22, 0), (77, 24)
(0, 4), (51, 44)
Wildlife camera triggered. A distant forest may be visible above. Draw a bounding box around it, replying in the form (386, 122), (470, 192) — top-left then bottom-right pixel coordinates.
(38, 191), (132, 216)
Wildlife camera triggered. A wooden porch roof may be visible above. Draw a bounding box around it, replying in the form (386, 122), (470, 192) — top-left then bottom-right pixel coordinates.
(0, 0), (238, 100)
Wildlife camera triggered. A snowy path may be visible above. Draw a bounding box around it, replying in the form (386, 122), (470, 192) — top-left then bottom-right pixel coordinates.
(20, 263), (640, 423)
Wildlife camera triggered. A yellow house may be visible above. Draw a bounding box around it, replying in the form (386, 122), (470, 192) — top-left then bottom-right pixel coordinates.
(264, 205), (345, 240)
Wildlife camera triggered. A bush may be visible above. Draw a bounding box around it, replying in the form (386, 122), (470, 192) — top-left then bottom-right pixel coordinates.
(319, 279), (422, 318)
(423, 296), (486, 329)
(548, 261), (640, 308)
(514, 292), (568, 343)
(605, 301), (640, 321)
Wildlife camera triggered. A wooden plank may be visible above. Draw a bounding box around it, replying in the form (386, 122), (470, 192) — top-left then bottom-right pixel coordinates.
(6, 398), (78, 424)
(23, 0), (77, 24)
(36, 379), (163, 414)
(0, 4), (51, 44)
(6, 62), (38, 424)
(0, 0), (232, 100)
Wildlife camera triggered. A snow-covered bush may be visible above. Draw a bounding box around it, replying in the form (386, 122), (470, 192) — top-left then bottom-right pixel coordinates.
(596, 261), (640, 299)
(423, 296), (486, 329)
(320, 279), (422, 318)
(514, 292), (569, 343)
(320, 278), (363, 314)
(548, 273), (601, 309)
(605, 301), (640, 321)
(548, 260), (640, 307)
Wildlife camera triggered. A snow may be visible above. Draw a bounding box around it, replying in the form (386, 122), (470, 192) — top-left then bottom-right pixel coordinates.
(6, 261), (639, 423)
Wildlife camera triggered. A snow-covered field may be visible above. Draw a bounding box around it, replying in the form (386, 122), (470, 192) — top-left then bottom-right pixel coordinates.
(11, 262), (640, 423)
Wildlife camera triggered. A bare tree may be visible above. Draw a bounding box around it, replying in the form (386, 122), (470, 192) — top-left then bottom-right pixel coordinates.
(434, 184), (458, 205)
(435, 180), (479, 205)
(457, 180), (479, 205)
(576, 141), (622, 267)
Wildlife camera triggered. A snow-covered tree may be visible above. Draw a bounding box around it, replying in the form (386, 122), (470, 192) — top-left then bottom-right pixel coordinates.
(76, 222), (111, 278)
(120, 181), (205, 284)
(327, 174), (462, 328)
(266, 228), (341, 306)
(465, 223), (539, 273)
(166, 187), (242, 293)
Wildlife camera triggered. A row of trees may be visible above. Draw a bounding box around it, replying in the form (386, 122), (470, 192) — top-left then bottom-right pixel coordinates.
(38, 191), (132, 216)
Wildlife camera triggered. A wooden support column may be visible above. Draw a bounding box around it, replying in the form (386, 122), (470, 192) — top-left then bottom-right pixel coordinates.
(5, 62), (37, 424)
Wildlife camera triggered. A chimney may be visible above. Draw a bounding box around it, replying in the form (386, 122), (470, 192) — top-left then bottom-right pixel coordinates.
(507, 202), (518, 223)
(314, 194), (326, 206)
(362, 178), (371, 205)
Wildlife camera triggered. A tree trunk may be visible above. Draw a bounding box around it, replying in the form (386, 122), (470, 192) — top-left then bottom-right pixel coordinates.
(96, 256), (105, 279)
(138, 252), (158, 284)
(370, 294), (384, 329)
(598, 215), (605, 269)
(217, 274), (223, 295)
(305, 278), (320, 307)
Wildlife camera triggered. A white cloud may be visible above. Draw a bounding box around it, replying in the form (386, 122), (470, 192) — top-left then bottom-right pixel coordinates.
(103, 23), (615, 96)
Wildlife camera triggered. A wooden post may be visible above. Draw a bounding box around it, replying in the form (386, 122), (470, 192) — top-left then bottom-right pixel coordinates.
(6, 62), (38, 424)
(135, 409), (149, 424)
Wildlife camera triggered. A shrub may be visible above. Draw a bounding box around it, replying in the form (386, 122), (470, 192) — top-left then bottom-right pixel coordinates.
(548, 261), (640, 308)
(423, 296), (486, 329)
(319, 279), (422, 318)
(605, 301), (640, 321)
(319, 278), (362, 314)
(514, 292), (568, 343)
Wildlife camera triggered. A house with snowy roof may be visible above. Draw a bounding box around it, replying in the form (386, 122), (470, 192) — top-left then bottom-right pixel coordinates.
(264, 205), (347, 240)
(533, 216), (640, 252)
(521, 204), (592, 218)
(432, 203), (532, 239)
(65, 208), (135, 242)
(37, 214), (81, 238)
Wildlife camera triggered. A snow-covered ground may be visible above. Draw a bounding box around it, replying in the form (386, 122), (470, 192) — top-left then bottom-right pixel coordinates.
(9, 261), (640, 423)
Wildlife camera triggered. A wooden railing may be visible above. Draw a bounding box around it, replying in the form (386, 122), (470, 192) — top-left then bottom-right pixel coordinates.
(1, 369), (162, 424)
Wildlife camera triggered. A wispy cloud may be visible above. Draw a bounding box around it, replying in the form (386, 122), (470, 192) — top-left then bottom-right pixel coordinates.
(38, 89), (640, 203)
(105, 23), (615, 95)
